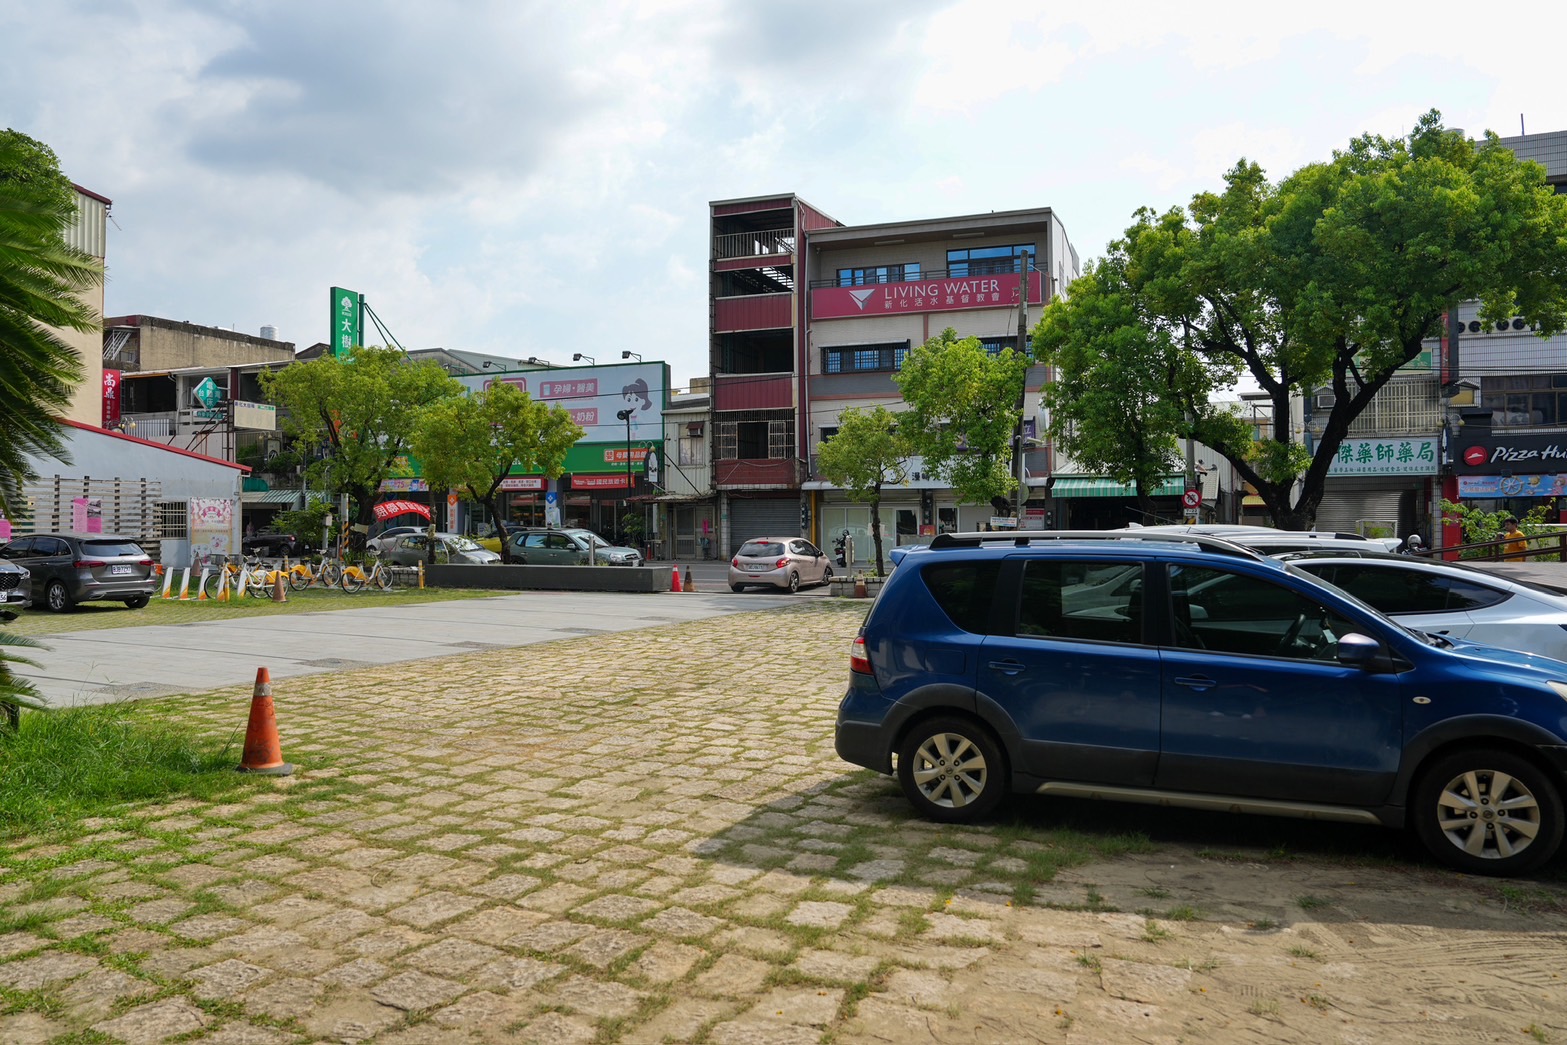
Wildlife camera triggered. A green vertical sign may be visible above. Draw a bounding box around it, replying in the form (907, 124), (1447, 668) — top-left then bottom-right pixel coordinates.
(330, 287), (361, 360)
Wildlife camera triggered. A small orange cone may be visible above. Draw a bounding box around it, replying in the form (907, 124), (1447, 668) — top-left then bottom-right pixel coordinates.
(237, 667), (294, 776)
(671, 564), (683, 592)
(272, 572), (287, 603)
(684, 566), (694, 592)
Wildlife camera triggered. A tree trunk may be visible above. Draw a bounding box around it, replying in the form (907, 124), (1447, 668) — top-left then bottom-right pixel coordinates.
(488, 492), (514, 563)
(870, 492), (886, 577)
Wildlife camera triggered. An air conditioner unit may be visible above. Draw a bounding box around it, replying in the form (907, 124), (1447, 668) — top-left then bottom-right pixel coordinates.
(1314, 393), (1336, 410)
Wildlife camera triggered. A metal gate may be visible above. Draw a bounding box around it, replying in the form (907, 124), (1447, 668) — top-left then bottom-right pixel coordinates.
(1314, 480), (1414, 540)
(727, 497), (799, 557)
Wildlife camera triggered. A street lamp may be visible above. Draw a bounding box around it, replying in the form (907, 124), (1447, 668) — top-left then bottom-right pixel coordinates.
(573, 353), (595, 364)
(622, 351), (642, 362)
(616, 409), (634, 492)
(525, 356), (554, 367)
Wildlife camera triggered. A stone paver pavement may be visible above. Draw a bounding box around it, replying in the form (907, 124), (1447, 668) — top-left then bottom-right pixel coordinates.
(2, 600), (1566, 1043)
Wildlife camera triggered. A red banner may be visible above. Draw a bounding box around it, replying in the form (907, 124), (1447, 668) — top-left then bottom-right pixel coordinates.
(372, 499), (432, 521)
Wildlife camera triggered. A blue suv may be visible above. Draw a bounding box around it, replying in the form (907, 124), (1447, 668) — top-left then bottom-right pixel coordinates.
(835, 531), (1567, 875)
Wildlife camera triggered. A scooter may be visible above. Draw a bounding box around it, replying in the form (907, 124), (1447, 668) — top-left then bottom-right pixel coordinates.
(833, 530), (849, 568)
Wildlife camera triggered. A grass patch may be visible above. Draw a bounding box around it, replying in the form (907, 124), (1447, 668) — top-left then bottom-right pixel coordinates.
(1295, 894), (1329, 910)
(0, 703), (256, 833)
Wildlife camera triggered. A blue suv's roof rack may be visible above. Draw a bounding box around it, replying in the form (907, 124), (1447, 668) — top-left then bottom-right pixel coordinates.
(925, 529), (1265, 559)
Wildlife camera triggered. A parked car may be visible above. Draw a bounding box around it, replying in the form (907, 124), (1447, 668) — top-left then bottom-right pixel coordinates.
(0, 559), (30, 610)
(836, 528), (1567, 875)
(382, 533), (500, 567)
(366, 525), (426, 556)
(0, 533), (158, 612)
(1280, 551), (1567, 662)
(241, 530), (299, 557)
(728, 537), (833, 593)
(475, 521), (529, 555)
(504, 528), (643, 566)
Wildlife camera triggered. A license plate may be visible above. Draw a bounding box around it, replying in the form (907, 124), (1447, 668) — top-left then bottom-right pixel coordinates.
(745, 564), (767, 572)
(110, 564), (133, 576)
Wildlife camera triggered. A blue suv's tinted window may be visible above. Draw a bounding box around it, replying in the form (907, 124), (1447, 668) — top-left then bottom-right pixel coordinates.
(1171, 564), (1359, 660)
(922, 560), (1002, 633)
(1020, 560), (1143, 644)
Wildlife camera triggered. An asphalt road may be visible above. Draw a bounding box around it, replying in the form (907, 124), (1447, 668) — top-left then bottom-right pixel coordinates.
(14, 589), (813, 708)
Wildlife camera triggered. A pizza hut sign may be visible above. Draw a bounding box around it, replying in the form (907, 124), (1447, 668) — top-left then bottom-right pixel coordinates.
(1457, 434), (1567, 474)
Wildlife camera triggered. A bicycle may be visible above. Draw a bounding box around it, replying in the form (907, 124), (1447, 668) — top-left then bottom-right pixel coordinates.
(340, 556), (394, 593)
(287, 556), (344, 591)
(201, 556), (274, 600)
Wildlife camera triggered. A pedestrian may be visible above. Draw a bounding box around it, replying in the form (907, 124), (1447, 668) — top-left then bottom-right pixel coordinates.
(1501, 517), (1529, 560)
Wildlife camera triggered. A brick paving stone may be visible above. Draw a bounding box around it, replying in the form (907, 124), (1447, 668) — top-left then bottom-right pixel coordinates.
(446, 905), (548, 944)
(199, 1022), (295, 1044)
(159, 864), (234, 888)
(122, 896), (194, 925)
(424, 989), (535, 1036)
(642, 905), (724, 939)
(241, 975), (326, 1019)
(345, 879), (423, 908)
(55, 968), (155, 1022)
(207, 879), (282, 907)
(785, 900), (854, 929)
(296, 907), (384, 941)
(563, 927), (644, 968)
(346, 925), (433, 957)
(0, 931), (46, 959)
(384, 889), (482, 928)
(693, 954), (774, 997)
(318, 957), (390, 988)
(573, 894), (662, 923)
(924, 912), (1003, 942)
(50, 913), (117, 938)
(371, 968), (467, 1011)
(0, 950), (100, 990)
(792, 949), (880, 983)
(92, 997), (211, 1043)
(301, 993), (405, 1041)
(506, 919), (593, 951)
(626, 998), (736, 1044)
(545, 973), (648, 1019)
(625, 940), (705, 983)
(471, 954), (567, 992)
(250, 895), (339, 925)
(713, 926), (797, 959)
(90, 879), (165, 901)
(671, 882), (743, 907)
(189, 958), (273, 999)
(518, 881), (593, 913)
(0, 1011), (63, 1045)
(515, 1010), (598, 1044)
(406, 937), (505, 974)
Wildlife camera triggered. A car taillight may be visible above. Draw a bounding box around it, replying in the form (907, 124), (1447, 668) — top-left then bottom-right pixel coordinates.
(75, 560), (105, 569)
(849, 635), (873, 675)
(139, 559), (152, 566)
(775, 557), (790, 569)
(731, 557), (741, 567)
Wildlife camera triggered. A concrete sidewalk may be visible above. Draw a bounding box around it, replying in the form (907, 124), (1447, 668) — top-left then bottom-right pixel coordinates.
(14, 590), (799, 708)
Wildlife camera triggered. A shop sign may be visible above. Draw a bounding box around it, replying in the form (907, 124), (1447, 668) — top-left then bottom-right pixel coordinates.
(377, 477), (430, 492)
(571, 474), (630, 490)
(102, 369), (121, 427)
(812, 271), (1044, 319)
(1326, 437), (1438, 475)
(330, 287), (361, 359)
(498, 477), (546, 491)
(1457, 433), (1567, 474)
(1458, 473), (1567, 498)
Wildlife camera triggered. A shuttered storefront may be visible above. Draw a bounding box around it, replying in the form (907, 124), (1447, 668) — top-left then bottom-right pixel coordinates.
(1313, 478), (1418, 539)
(727, 496), (800, 557)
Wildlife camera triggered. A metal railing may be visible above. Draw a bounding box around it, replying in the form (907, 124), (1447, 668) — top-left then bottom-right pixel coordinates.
(1416, 534), (1567, 563)
(807, 260), (1031, 289)
(714, 229), (795, 260)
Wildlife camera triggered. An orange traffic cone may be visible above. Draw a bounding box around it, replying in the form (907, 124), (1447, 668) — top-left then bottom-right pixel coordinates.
(671, 565), (683, 592)
(272, 572), (287, 603)
(684, 566), (694, 592)
(237, 667), (294, 776)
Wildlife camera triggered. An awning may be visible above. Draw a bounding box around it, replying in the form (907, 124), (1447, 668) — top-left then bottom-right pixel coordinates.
(1242, 495), (1266, 507)
(240, 489), (303, 506)
(1050, 475), (1187, 498)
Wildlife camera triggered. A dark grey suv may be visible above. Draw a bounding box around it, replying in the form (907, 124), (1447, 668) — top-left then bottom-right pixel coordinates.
(836, 529), (1567, 875)
(0, 533), (158, 611)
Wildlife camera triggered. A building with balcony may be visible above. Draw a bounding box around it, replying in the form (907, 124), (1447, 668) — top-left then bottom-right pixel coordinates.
(709, 195), (1080, 557)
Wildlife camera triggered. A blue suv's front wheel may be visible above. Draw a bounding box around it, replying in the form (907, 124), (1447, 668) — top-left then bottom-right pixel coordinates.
(897, 717), (1007, 823)
(1412, 748), (1565, 876)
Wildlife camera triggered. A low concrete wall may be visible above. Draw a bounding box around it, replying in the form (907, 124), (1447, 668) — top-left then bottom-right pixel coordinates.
(424, 563), (669, 593)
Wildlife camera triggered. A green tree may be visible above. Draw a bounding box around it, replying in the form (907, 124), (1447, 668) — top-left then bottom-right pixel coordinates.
(1038, 111), (1567, 529)
(1439, 499), (1554, 558)
(894, 327), (1028, 511)
(408, 381), (581, 563)
(0, 129), (99, 518)
(259, 346), (463, 536)
(1035, 248), (1233, 523)
(816, 406), (911, 576)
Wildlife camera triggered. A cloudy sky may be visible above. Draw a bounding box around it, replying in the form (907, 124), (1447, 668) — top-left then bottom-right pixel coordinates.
(6, 1), (1566, 390)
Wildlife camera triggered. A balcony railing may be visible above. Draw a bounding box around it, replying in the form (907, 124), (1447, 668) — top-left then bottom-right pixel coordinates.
(715, 229), (795, 261)
(808, 260), (1031, 289)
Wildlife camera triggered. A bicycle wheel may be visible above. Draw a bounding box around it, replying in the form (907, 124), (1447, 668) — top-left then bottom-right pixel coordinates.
(199, 568), (228, 601)
(318, 560), (343, 588)
(288, 564), (312, 591)
(372, 567), (393, 592)
(242, 568), (270, 599)
(340, 567), (366, 593)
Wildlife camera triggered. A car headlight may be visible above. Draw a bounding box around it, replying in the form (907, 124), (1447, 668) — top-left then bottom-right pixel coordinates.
(1550, 681), (1567, 702)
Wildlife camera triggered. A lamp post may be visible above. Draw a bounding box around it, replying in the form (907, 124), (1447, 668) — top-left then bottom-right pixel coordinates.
(616, 408), (634, 556)
(622, 351), (642, 362)
(573, 353), (595, 364)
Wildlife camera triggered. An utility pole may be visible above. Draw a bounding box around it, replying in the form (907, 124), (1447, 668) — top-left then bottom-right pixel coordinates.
(1012, 252), (1031, 519)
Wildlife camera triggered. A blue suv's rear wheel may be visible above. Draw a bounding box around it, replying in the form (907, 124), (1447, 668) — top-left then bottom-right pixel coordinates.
(897, 716), (1006, 822)
(1412, 748), (1564, 876)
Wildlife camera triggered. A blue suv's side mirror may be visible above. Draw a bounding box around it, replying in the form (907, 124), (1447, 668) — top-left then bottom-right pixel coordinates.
(1336, 632), (1380, 669)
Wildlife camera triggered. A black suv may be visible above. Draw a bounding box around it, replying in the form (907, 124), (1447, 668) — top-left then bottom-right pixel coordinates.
(242, 531), (299, 557)
(836, 530), (1567, 875)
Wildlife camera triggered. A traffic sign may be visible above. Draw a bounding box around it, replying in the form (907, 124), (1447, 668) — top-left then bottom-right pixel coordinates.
(1181, 488), (1202, 509)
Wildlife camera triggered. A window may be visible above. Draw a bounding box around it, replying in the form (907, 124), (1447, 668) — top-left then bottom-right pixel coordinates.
(922, 561), (1003, 634)
(1170, 565), (1358, 660)
(977, 336), (1019, 357)
(822, 342), (910, 374)
(947, 243), (1035, 277)
(157, 501), (188, 539)
(1018, 560), (1144, 645)
(1305, 564), (1509, 614)
(678, 429), (706, 468)
(837, 263), (920, 286)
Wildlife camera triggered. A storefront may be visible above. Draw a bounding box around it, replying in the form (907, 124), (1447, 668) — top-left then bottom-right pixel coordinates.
(1450, 430), (1567, 523)
(1312, 435), (1439, 543)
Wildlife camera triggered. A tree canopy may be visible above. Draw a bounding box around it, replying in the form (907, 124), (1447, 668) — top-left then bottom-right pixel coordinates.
(816, 405), (910, 576)
(0, 129), (99, 517)
(894, 327), (1028, 510)
(259, 346), (463, 531)
(1035, 110), (1567, 529)
(409, 381), (582, 562)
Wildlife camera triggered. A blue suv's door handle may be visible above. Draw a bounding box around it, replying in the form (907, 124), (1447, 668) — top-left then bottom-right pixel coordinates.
(1174, 674), (1217, 691)
(988, 659), (1025, 676)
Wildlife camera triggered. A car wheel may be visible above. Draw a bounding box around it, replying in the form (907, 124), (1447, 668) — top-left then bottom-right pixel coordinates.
(786, 571), (800, 594)
(821, 566), (834, 588)
(896, 716), (1007, 823)
(730, 583), (745, 592)
(1412, 748), (1565, 875)
(46, 580), (74, 613)
(124, 595), (149, 609)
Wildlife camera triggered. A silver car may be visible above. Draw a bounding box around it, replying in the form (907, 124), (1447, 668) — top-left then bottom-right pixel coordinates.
(728, 537), (833, 593)
(506, 528), (643, 566)
(383, 533), (500, 567)
(1121, 523), (1404, 554)
(1284, 552), (1567, 662)
(0, 558), (28, 610)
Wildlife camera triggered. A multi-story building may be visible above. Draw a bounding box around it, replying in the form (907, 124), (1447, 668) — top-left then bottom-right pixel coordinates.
(708, 195), (1079, 560)
(59, 185), (111, 426)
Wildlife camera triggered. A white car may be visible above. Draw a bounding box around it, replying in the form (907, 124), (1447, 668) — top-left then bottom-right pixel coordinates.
(366, 525), (426, 556)
(1121, 523), (1404, 554)
(1284, 552), (1567, 662)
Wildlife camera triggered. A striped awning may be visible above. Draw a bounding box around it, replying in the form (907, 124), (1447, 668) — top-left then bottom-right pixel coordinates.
(240, 489), (303, 506)
(1050, 475), (1188, 498)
